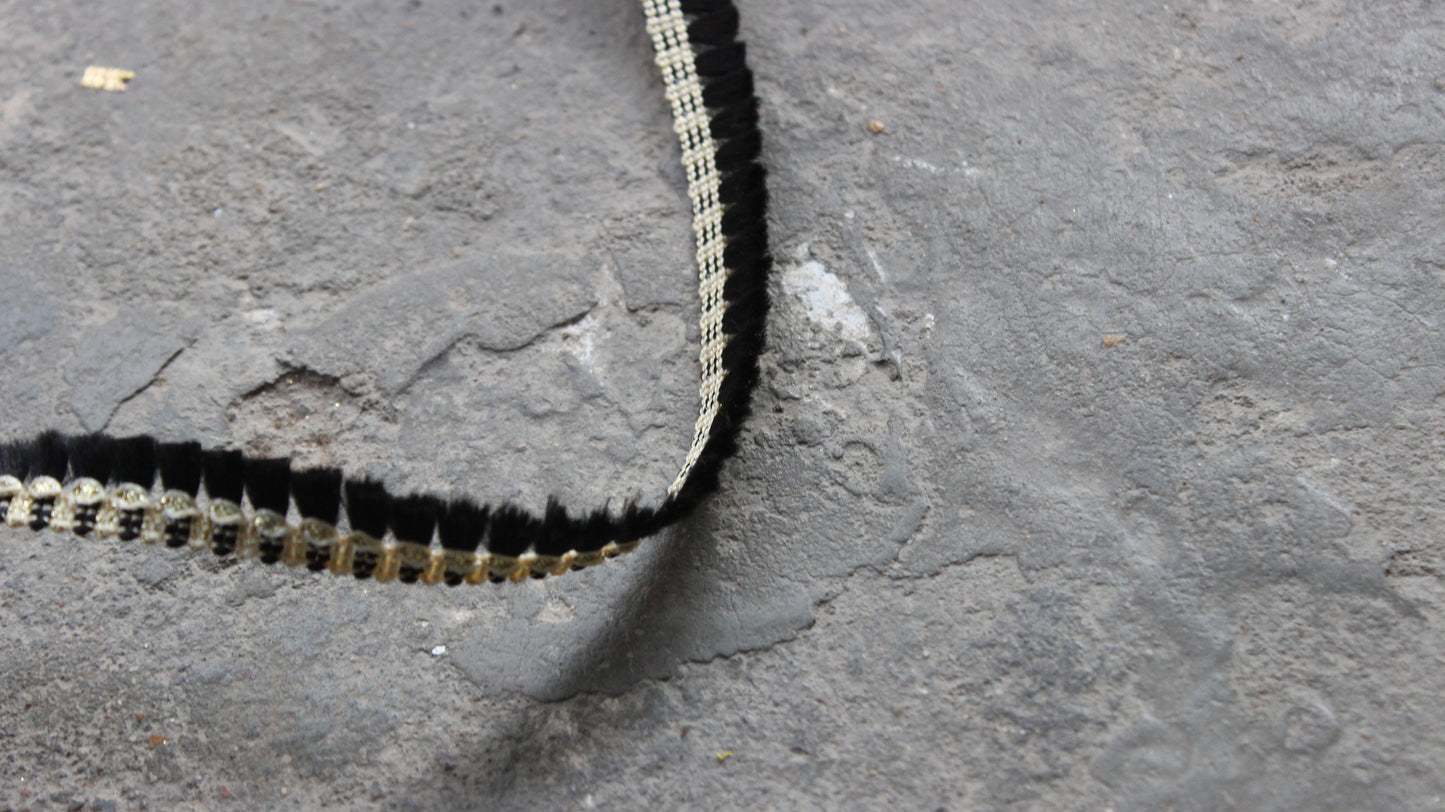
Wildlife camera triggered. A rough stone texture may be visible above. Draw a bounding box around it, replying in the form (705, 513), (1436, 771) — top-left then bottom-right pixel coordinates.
(2, 0), (1445, 809)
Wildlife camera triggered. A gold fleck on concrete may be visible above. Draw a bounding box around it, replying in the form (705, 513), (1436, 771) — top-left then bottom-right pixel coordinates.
(80, 66), (135, 92)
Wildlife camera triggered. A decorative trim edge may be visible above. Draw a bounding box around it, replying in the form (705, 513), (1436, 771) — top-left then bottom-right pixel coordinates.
(0, 0), (770, 585)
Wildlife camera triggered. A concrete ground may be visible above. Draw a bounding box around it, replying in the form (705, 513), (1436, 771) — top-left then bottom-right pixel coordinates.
(2, 0), (1444, 809)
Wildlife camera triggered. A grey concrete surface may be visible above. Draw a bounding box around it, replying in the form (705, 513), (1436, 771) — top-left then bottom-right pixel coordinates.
(2, 0), (1444, 809)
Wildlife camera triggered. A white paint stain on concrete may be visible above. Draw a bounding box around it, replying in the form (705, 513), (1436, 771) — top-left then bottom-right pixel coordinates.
(782, 252), (873, 342)
(890, 154), (980, 177)
(864, 246), (888, 283)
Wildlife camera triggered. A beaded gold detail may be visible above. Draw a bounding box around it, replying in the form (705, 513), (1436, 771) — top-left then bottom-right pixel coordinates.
(5, 478), (640, 584)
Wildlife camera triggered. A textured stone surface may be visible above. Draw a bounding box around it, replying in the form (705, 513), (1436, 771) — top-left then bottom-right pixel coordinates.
(3, 0), (1445, 809)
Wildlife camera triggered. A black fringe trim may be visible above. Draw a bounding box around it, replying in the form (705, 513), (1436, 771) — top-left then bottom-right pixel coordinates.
(0, 0), (770, 581)
(649, 0), (772, 527)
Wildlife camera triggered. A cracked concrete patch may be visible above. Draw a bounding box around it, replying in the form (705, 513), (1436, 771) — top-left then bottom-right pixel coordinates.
(286, 253), (598, 395)
(62, 316), (201, 432)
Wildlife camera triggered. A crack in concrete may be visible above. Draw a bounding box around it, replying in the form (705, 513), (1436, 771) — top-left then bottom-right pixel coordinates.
(391, 306), (599, 397)
(237, 363), (346, 402)
(100, 343), (190, 432)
